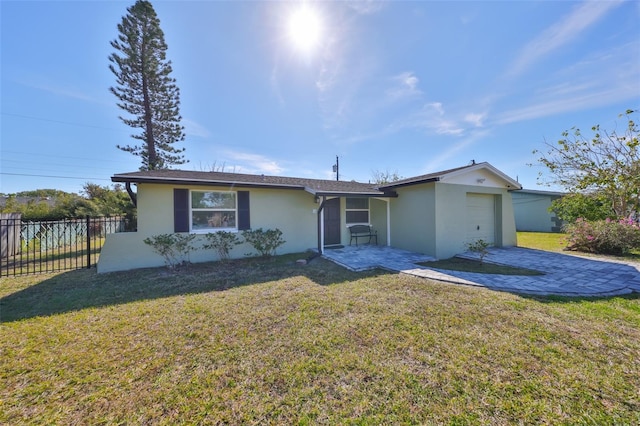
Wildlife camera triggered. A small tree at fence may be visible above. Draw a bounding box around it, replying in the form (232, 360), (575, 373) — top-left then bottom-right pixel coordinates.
(242, 228), (286, 257)
(203, 231), (242, 261)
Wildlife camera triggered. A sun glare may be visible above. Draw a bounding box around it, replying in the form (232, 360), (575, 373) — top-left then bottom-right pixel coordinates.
(287, 5), (323, 54)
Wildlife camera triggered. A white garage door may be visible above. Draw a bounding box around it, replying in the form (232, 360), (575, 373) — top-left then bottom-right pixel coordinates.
(466, 193), (495, 245)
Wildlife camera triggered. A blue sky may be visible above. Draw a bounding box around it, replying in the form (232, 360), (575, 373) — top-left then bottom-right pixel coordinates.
(1, 0), (639, 195)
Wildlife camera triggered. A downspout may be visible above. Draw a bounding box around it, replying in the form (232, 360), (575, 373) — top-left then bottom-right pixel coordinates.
(125, 182), (137, 207)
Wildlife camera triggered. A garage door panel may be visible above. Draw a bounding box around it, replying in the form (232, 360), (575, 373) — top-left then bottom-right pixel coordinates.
(466, 194), (495, 245)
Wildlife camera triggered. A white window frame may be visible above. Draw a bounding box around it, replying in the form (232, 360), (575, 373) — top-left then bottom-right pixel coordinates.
(345, 197), (370, 225)
(190, 190), (238, 233)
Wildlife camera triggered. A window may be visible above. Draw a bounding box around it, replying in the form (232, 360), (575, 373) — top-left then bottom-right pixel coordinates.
(346, 198), (369, 224)
(191, 191), (237, 231)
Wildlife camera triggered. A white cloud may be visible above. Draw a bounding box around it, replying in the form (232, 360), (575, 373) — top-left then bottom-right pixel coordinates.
(405, 102), (465, 136)
(183, 118), (210, 138)
(270, 62), (286, 107)
(387, 71), (421, 100)
(22, 80), (98, 103)
(223, 151), (284, 175)
(496, 42), (640, 125)
(496, 86), (634, 125)
(346, 0), (386, 15)
(506, 0), (622, 78)
(423, 129), (491, 172)
(464, 112), (486, 127)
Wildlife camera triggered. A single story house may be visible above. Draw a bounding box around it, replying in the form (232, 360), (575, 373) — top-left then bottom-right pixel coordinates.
(512, 189), (565, 233)
(97, 161), (522, 273)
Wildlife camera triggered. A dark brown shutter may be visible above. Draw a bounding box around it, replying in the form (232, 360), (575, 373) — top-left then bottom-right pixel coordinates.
(237, 191), (250, 230)
(174, 189), (189, 232)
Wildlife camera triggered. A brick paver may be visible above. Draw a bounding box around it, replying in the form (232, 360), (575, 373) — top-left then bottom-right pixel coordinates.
(322, 245), (640, 296)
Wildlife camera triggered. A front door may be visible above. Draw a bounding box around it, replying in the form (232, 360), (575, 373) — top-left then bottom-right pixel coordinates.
(323, 198), (341, 246)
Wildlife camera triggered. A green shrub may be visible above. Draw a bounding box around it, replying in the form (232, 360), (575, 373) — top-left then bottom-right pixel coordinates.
(564, 218), (640, 255)
(466, 239), (491, 264)
(242, 228), (286, 257)
(143, 233), (197, 269)
(203, 231), (242, 261)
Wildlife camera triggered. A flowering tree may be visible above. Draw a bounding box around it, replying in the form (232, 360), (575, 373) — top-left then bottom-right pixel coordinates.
(534, 110), (639, 219)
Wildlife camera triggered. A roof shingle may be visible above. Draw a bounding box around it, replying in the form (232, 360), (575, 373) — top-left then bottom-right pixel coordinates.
(112, 169), (389, 196)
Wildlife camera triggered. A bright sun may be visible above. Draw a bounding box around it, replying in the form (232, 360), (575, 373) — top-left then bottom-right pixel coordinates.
(287, 5), (323, 54)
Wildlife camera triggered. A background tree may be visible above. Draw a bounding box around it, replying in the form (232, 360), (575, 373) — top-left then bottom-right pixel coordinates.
(534, 110), (639, 219)
(1, 185), (136, 223)
(371, 169), (404, 185)
(549, 192), (611, 223)
(109, 0), (186, 170)
(81, 183), (137, 226)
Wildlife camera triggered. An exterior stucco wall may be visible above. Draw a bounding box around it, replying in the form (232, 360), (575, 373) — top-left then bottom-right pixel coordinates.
(388, 183), (437, 255)
(432, 183), (517, 259)
(512, 191), (563, 232)
(385, 182), (517, 259)
(99, 183), (318, 273)
(369, 198), (389, 246)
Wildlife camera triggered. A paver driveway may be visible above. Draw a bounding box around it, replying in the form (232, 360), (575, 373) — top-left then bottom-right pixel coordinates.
(322, 245), (640, 296)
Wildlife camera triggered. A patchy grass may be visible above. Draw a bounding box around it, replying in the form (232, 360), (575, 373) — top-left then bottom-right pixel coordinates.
(419, 257), (544, 275)
(518, 231), (640, 262)
(1, 256), (639, 424)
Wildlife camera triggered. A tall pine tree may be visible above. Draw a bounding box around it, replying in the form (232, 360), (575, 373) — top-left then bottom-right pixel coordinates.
(109, 0), (186, 170)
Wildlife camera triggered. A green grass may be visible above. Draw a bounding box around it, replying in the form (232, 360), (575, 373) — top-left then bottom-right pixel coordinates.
(1, 237), (106, 276)
(1, 255), (639, 424)
(518, 231), (640, 261)
(419, 257), (544, 275)
(517, 231), (567, 252)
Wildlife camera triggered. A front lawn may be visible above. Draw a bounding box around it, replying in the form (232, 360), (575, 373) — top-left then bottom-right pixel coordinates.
(1, 255), (639, 424)
(517, 231), (567, 252)
(518, 231), (640, 261)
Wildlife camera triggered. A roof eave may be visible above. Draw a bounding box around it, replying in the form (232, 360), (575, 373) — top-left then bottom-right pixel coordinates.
(305, 188), (397, 198)
(379, 177), (440, 189)
(111, 175), (305, 190)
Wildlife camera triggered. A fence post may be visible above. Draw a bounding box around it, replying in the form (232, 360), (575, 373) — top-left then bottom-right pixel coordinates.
(86, 215), (91, 269)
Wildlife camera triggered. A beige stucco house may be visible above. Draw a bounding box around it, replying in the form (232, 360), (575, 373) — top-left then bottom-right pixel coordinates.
(98, 162), (522, 273)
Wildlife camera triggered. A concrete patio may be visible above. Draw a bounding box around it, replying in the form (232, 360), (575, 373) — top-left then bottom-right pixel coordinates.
(321, 245), (640, 297)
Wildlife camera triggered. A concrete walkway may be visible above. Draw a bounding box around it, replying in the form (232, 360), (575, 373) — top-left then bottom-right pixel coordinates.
(321, 245), (640, 297)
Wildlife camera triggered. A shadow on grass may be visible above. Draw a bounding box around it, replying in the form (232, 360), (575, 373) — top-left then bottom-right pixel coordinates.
(0, 254), (390, 323)
(522, 292), (640, 304)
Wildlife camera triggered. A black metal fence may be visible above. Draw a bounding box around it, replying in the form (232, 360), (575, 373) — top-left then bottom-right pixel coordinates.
(0, 216), (131, 277)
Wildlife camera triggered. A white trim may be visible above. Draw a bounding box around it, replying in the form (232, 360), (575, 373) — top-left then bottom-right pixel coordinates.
(320, 206), (325, 254)
(440, 162), (521, 189)
(189, 190), (238, 233)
